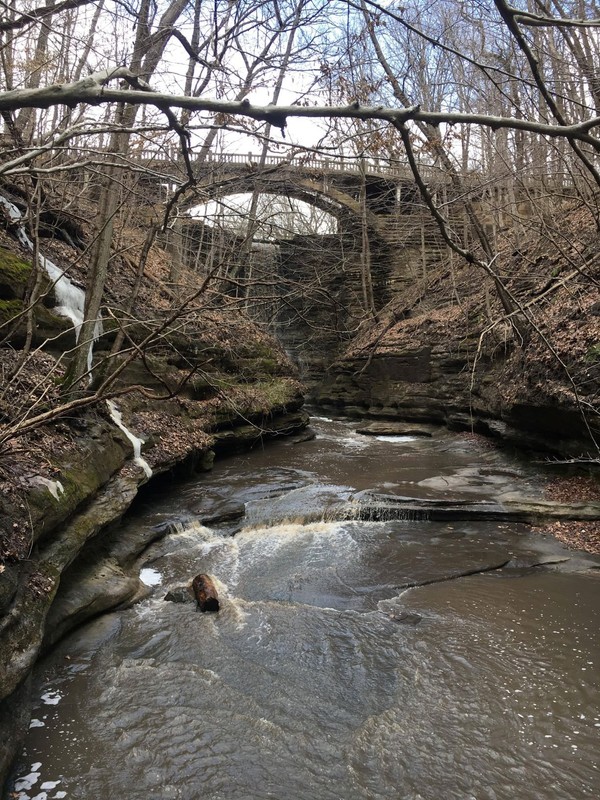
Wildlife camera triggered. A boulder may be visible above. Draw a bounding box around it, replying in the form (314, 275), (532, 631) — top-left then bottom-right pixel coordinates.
(164, 586), (194, 604)
(292, 429), (316, 444)
(388, 611), (422, 625)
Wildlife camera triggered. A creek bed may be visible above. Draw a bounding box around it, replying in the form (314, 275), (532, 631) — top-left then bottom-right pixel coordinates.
(7, 418), (600, 800)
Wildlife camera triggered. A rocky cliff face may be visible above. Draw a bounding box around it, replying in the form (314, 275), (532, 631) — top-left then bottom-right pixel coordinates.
(318, 346), (598, 456)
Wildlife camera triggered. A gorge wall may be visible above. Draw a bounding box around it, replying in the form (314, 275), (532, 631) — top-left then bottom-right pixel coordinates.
(314, 257), (600, 459)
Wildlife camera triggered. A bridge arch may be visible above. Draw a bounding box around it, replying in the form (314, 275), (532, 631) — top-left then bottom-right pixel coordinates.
(137, 151), (413, 237)
(179, 170), (389, 242)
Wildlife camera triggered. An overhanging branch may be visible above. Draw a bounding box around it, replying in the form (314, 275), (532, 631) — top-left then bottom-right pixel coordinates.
(1, 69), (600, 146)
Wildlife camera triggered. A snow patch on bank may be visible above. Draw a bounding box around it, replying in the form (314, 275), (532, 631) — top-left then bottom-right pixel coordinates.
(12, 761), (64, 800)
(140, 567), (162, 586)
(106, 400), (153, 479)
(33, 477), (65, 501)
(40, 691), (62, 706)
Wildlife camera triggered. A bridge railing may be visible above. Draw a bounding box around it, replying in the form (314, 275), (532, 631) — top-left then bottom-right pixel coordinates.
(135, 147), (432, 180)
(199, 151), (405, 174)
(42, 139), (585, 191)
(99, 147), (581, 191)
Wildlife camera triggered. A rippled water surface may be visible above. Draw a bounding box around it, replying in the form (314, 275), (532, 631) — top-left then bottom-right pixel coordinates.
(8, 418), (600, 800)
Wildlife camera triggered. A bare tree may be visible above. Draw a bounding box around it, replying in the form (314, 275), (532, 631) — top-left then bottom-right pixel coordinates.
(0, 0), (599, 445)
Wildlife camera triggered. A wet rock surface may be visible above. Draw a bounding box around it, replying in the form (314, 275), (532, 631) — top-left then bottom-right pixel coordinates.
(387, 611), (422, 625)
(355, 422), (433, 437)
(292, 428), (317, 444)
(194, 498), (246, 526)
(356, 491), (600, 524)
(164, 586), (194, 604)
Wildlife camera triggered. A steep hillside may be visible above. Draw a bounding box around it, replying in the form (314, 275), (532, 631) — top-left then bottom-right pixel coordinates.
(317, 203), (600, 458)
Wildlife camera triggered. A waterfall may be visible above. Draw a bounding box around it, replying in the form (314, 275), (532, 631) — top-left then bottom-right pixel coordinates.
(357, 505), (432, 523)
(106, 400), (153, 479)
(0, 195), (102, 371)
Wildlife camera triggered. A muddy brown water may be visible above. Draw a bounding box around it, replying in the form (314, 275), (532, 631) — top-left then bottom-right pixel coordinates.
(7, 418), (600, 800)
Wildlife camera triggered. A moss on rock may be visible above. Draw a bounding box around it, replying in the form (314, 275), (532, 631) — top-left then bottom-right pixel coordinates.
(0, 298), (23, 327)
(0, 248), (32, 300)
(27, 425), (129, 545)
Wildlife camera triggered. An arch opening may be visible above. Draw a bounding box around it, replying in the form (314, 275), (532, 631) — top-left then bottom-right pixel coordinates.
(162, 178), (393, 386)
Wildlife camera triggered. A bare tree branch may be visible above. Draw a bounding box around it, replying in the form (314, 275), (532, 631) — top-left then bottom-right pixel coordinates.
(0, 0), (96, 33)
(3, 68), (600, 147)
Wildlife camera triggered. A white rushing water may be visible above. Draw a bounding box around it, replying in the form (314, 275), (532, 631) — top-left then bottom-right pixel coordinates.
(0, 194), (101, 372)
(106, 400), (153, 479)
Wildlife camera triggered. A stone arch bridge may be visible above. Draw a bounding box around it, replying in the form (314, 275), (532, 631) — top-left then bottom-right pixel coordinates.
(132, 151), (456, 382)
(136, 151), (455, 303)
(130, 150), (544, 385)
(129, 150), (559, 384)
(135, 150), (444, 239)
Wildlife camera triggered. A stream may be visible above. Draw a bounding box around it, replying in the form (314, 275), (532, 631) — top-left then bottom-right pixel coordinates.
(7, 417), (600, 800)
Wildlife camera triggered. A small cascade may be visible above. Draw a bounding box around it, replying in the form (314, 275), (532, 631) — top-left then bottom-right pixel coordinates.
(348, 490), (434, 522)
(164, 519), (215, 537)
(106, 400), (152, 479)
(224, 482), (438, 533)
(241, 483), (358, 531)
(356, 503), (432, 523)
(0, 194), (102, 371)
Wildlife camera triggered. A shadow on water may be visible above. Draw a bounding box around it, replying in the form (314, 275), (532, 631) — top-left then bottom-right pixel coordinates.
(7, 417), (600, 800)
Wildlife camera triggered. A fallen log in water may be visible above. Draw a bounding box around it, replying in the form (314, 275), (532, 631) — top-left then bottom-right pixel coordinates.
(191, 573), (220, 612)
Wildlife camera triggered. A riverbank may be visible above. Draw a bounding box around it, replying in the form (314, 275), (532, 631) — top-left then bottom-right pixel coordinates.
(0, 386), (308, 789)
(534, 475), (600, 555)
(315, 203), (600, 460)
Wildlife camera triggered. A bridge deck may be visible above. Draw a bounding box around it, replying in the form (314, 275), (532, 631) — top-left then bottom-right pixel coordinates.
(136, 149), (440, 182)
